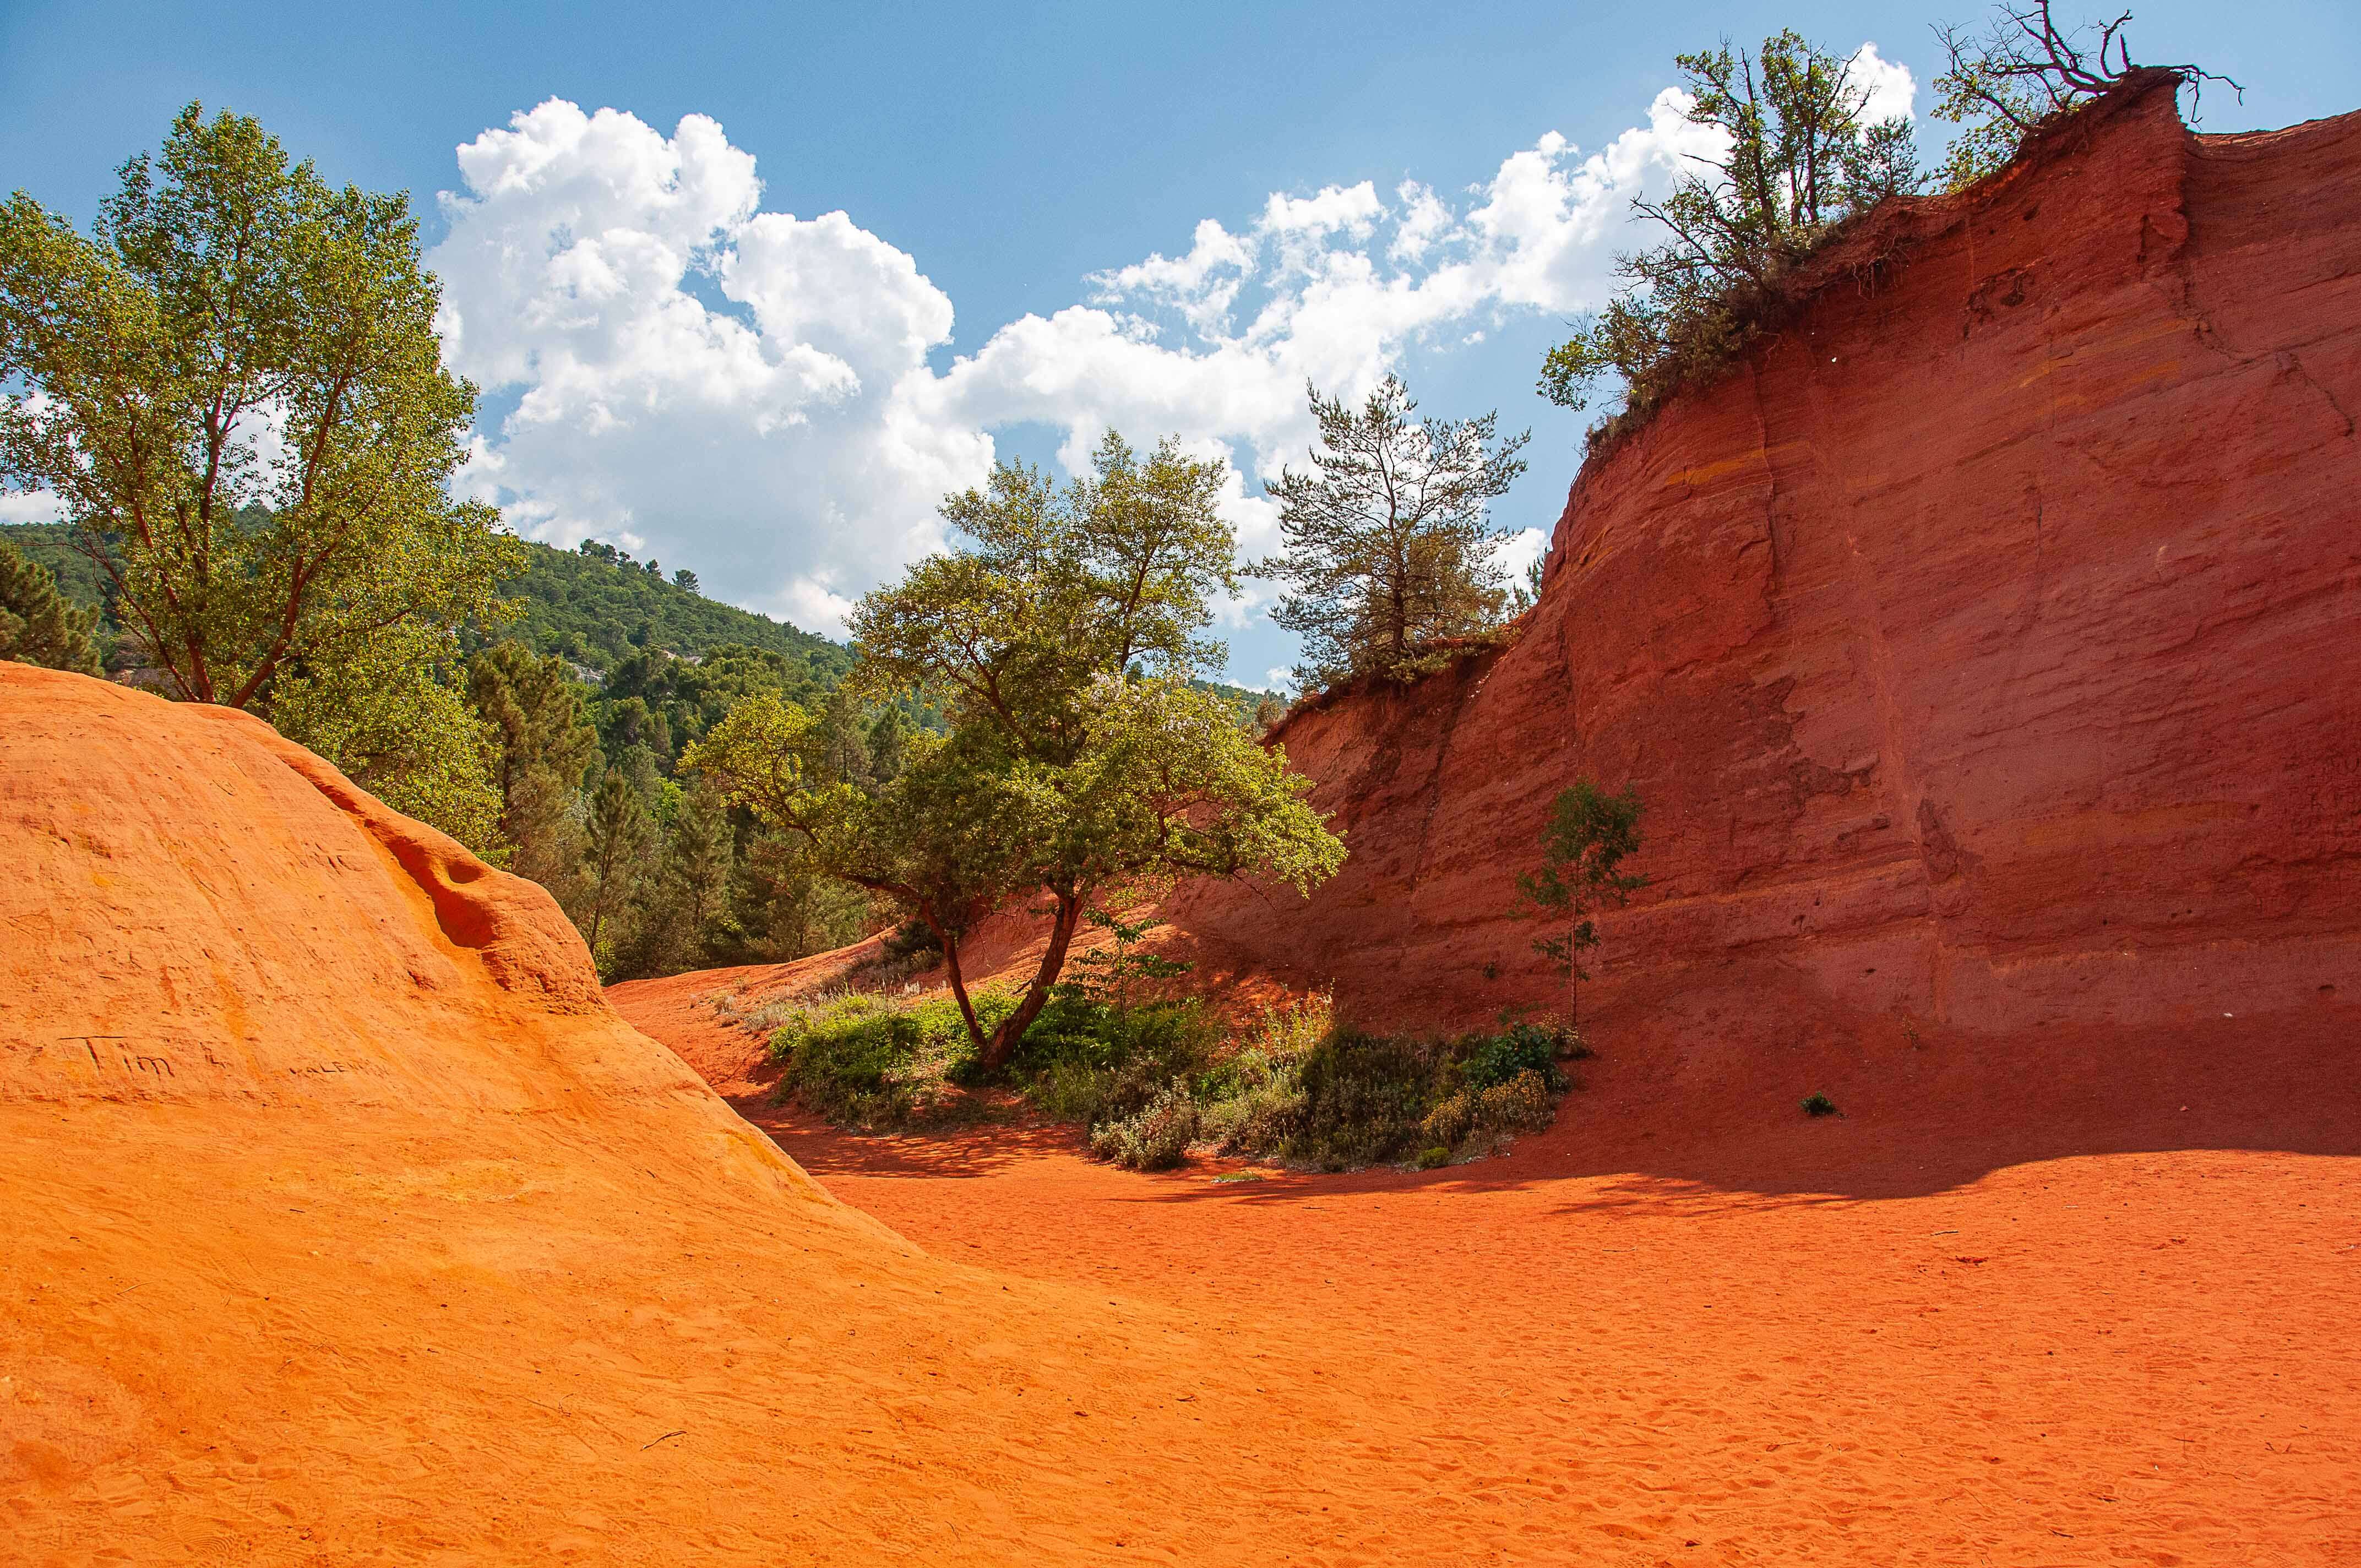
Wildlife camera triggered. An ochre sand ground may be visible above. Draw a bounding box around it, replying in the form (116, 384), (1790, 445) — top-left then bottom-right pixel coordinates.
(612, 966), (2361, 1565)
(613, 963), (2361, 1558)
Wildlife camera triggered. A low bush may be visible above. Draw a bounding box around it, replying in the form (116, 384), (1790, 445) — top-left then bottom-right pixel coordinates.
(1089, 1086), (1199, 1171)
(763, 987), (1015, 1129)
(855, 921), (943, 989)
(1464, 1022), (1568, 1091)
(754, 978), (1574, 1172)
(1801, 1093), (1840, 1118)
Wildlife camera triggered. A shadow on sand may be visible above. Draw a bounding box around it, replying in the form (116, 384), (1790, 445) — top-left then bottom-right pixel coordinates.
(739, 999), (2361, 1206)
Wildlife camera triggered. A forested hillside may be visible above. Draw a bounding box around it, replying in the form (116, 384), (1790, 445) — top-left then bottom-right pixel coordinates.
(502, 538), (856, 680)
(1, 523), (853, 679)
(5, 519), (1275, 981)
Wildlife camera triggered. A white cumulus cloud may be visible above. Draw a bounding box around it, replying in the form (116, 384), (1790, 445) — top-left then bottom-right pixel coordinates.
(430, 47), (1909, 650)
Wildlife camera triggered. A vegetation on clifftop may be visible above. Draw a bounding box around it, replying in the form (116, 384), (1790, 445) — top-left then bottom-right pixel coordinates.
(1541, 3), (2233, 459)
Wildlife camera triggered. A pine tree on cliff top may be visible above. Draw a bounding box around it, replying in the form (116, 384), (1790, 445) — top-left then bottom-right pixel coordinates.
(1252, 375), (1528, 690)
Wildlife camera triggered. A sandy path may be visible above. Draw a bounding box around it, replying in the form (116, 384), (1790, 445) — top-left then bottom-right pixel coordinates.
(614, 968), (2361, 1564)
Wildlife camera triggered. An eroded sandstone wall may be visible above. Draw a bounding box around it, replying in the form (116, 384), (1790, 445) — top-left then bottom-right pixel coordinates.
(1167, 80), (2361, 1037)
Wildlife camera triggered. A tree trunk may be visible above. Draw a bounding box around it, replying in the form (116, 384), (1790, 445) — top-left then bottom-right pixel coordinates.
(1567, 914), (1579, 1033)
(979, 889), (1084, 1073)
(935, 918), (988, 1052)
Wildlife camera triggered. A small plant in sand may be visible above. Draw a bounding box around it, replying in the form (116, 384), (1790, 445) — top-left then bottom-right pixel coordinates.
(1801, 1093), (1840, 1118)
(1060, 909), (1193, 1018)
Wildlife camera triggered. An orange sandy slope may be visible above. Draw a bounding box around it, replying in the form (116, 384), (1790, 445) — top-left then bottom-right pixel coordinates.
(0, 666), (1488, 1566)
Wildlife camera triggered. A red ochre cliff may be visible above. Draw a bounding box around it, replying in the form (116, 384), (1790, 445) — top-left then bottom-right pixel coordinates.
(1168, 78), (2361, 1059)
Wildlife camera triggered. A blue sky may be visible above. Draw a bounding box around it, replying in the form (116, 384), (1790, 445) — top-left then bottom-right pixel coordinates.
(5, 0), (2353, 685)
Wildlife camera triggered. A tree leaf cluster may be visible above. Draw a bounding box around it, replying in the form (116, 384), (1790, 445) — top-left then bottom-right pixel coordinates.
(690, 431), (1345, 1069)
(1537, 30), (1922, 444)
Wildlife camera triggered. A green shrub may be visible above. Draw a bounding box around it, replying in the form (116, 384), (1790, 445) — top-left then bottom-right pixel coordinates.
(1089, 1086), (1199, 1170)
(1801, 1093), (1839, 1118)
(1464, 1022), (1566, 1091)
(1291, 1030), (1445, 1171)
(765, 987), (1013, 1128)
(1477, 1070), (1554, 1133)
(1419, 1090), (1476, 1150)
(1016, 995), (1218, 1129)
(1195, 1049), (1308, 1155)
(758, 977), (1571, 1174)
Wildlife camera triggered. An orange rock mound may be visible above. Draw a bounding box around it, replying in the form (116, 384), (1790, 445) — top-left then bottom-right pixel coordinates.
(0, 665), (1383, 1565)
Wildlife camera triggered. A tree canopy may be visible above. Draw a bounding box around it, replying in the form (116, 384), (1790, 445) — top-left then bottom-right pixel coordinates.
(1538, 31), (1920, 435)
(0, 103), (515, 711)
(1253, 377), (1529, 690)
(689, 431), (1343, 1068)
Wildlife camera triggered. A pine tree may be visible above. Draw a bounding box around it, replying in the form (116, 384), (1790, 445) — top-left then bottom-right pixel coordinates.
(629, 785), (737, 975)
(865, 704), (910, 783)
(1253, 376), (1528, 688)
(469, 641), (599, 887)
(0, 539), (102, 675)
(581, 768), (653, 964)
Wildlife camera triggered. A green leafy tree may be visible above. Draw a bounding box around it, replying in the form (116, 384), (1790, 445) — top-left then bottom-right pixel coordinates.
(1539, 32), (1921, 425)
(0, 538), (102, 674)
(0, 102), (516, 711)
(270, 627), (505, 857)
(1515, 780), (1648, 1029)
(1059, 908), (1192, 1019)
(1253, 377), (1529, 688)
(580, 767), (654, 965)
(689, 431), (1345, 1070)
(1930, 2), (2240, 189)
(468, 639), (600, 887)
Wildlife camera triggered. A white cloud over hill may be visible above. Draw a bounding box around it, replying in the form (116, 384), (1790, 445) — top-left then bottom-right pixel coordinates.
(431, 47), (1911, 645)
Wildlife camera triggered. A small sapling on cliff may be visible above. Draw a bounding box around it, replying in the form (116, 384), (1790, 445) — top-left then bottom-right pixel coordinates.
(1515, 778), (1647, 1031)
